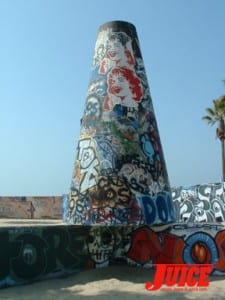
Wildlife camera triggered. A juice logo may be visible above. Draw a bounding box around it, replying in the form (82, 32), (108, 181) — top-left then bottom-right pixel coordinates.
(145, 264), (212, 291)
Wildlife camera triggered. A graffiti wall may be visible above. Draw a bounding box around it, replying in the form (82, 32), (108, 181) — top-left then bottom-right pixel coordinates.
(0, 197), (62, 219)
(172, 182), (225, 223)
(1, 221), (225, 288)
(0, 182), (224, 220)
(66, 20), (174, 226)
(0, 225), (88, 288)
(1, 182), (225, 288)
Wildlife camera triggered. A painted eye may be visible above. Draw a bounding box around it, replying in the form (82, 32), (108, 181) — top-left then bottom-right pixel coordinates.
(213, 203), (220, 212)
(196, 209), (203, 216)
(87, 235), (94, 244)
(118, 76), (125, 82)
(87, 103), (92, 110)
(102, 230), (113, 245)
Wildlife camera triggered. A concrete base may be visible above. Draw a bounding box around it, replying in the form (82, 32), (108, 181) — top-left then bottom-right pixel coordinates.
(1, 220), (225, 288)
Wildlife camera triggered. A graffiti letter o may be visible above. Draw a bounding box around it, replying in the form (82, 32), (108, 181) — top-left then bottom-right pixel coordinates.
(12, 234), (47, 280)
(142, 196), (156, 224)
(156, 194), (168, 223)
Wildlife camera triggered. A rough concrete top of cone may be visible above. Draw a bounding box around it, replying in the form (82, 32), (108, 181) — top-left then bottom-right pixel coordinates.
(99, 20), (136, 31)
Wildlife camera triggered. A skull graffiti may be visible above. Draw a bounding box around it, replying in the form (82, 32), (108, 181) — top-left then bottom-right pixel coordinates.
(84, 96), (101, 120)
(86, 227), (115, 265)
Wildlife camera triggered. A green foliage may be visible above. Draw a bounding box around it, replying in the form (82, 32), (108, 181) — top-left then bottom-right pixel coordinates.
(202, 82), (225, 180)
(202, 96), (225, 126)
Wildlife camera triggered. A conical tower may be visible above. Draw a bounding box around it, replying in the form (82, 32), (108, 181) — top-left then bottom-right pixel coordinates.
(65, 21), (175, 226)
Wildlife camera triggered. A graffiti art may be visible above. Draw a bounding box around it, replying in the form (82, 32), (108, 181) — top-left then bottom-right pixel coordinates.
(65, 21), (174, 226)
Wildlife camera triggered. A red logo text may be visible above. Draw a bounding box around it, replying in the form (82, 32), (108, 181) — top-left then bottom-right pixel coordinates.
(145, 264), (212, 292)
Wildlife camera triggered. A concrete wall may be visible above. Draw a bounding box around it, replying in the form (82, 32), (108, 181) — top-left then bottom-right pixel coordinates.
(1, 182), (225, 288)
(1, 222), (225, 288)
(0, 197), (62, 219)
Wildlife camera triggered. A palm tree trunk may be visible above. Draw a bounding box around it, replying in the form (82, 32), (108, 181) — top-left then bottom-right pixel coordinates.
(221, 139), (225, 182)
(219, 119), (225, 182)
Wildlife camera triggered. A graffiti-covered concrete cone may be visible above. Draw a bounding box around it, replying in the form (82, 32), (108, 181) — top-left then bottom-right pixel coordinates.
(65, 21), (175, 225)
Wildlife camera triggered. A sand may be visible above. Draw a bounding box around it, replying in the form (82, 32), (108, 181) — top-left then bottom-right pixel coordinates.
(0, 265), (224, 300)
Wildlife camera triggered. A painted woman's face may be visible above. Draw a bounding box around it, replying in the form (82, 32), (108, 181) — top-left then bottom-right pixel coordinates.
(106, 39), (124, 61)
(108, 73), (130, 97)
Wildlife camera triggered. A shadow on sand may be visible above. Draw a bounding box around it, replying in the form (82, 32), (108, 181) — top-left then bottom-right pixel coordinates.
(0, 265), (225, 300)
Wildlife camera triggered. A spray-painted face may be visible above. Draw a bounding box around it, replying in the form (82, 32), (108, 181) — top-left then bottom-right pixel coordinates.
(85, 96), (100, 119)
(106, 39), (124, 61)
(87, 227), (115, 264)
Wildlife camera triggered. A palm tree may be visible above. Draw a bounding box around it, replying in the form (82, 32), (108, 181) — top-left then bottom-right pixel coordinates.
(202, 95), (225, 181)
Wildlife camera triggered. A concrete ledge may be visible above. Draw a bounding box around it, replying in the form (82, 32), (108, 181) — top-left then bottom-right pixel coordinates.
(1, 221), (225, 288)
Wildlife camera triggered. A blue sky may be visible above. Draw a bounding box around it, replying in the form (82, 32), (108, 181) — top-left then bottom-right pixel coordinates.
(0, 0), (225, 196)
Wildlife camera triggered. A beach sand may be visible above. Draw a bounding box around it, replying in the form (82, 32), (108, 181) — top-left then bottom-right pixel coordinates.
(0, 265), (225, 300)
